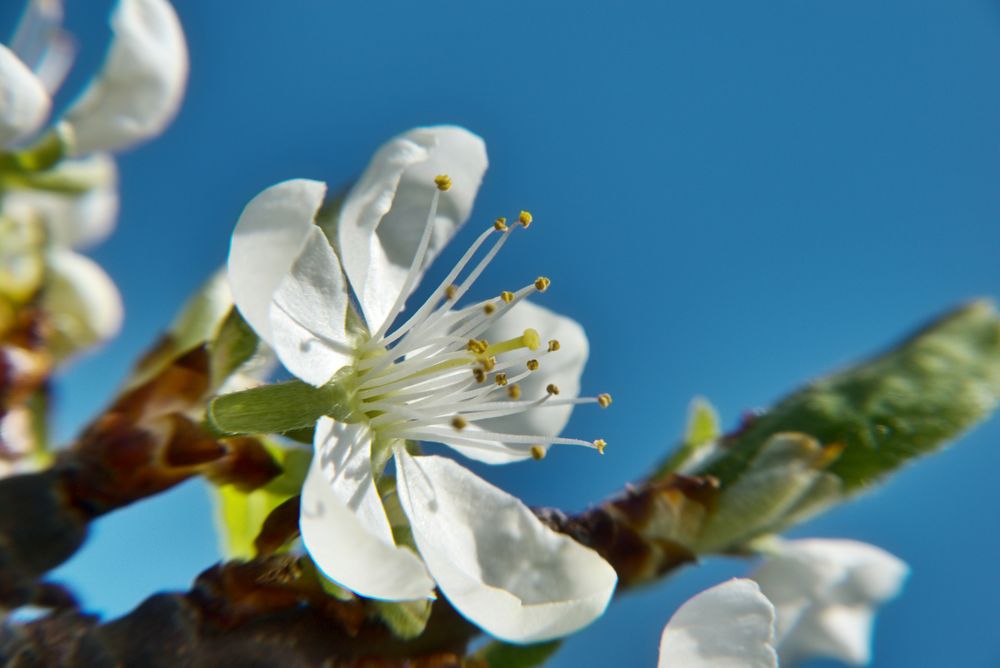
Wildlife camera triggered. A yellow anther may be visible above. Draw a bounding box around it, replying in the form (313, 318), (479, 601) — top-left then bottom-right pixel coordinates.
(467, 338), (489, 354)
(451, 416), (467, 430)
(495, 372), (508, 386)
(473, 368), (487, 383)
(522, 328), (541, 351)
(547, 339), (560, 352)
(484, 302), (497, 315)
(534, 276), (551, 292)
(434, 174), (452, 191)
(494, 217), (508, 231)
(593, 439), (607, 454)
(445, 284), (458, 300)
(527, 359), (539, 371)
(507, 384), (521, 399)
(519, 210), (533, 228)
(597, 393), (613, 408)
(500, 291), (515, 304)
(481, 356), (497, 372)
(530, 445), (546, 460)
(547, 383), (560, 396)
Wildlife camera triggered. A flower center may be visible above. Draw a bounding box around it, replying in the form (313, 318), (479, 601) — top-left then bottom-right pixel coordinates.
(341, 175), (609, 461)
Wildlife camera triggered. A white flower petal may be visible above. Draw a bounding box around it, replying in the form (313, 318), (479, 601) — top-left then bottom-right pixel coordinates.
(3, 154), (119, 249)
(339, 126), (487, 333)
(313, 418), (396, 546)
(477, 300), (588, 440)
(394, 450), (616, 643)
(753, 538), (908, 667)
(43, 249), (123, 356)
(300, 441), (434, 602)
(658, 579), (778, 668)
(64, 0), (188, 154)
(0, 44), (51, 148)
(228, 178), (327, 345)
(269, 226), (351, 386)
(778, 606), (874, 666)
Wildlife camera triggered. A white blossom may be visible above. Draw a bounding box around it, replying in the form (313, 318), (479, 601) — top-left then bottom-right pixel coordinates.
(228, 126), (616, 643)
(752, 538), (909, 666)
(658, 579), (778, 668)
(64, 0), (188, 155)
(0, 43), (50, 148)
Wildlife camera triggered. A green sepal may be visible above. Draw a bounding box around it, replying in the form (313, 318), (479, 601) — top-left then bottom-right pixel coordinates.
(0, 125), (69, 175)
(473, 640), (563, 668)
(209, 309), (259, 388)
(372, 598), (433, 640)
(209, 379), (342, 435)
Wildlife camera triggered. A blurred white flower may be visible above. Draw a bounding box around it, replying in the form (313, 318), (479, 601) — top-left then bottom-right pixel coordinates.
(228, 126), (616, 643)
(0, 43), (50, 148)
(3, 152), (119, 248)
(64, 0), (188, 155)
(752, 538), (909, 666)
(41, 249), (123, 357)
(658, 579), (778, 668)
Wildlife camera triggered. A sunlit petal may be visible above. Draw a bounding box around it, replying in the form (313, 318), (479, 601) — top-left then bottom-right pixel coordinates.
(395, 450), (616, 642)
(339, 126), (487, 333)
(64, 0), (188, 154)
(658, 579), (777, 668)
(229, 178), (327, 345)
(300, 446), (434, 601)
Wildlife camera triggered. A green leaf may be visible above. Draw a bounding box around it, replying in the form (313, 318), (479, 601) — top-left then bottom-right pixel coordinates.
(695, 301), (1000, 492)
(216, 483), (289, 559)
(660, 396), (722, 473)
(474, 640), (563, 668)
(685, 396), (721, 445)
(372, 599), (433, 640)
(209, 380), (338, 435)
(213, 440), (311, 559)
(693, 433), (837, 552)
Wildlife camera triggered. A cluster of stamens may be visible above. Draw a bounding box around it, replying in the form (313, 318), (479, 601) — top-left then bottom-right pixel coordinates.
(344, 175), (610, 461)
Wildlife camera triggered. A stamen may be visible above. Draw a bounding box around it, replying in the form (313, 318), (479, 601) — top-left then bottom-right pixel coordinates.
(451, 416), (467, 430)
(534, 276), (551, 292)
(377, 223), (502, 350)
(547, 383), (560, 395)
(473, 368), (487, 383)
(494, 217), (508, 231)
(500, 291), (515, 303)
(370, 179), (442, 341)
(594, 439), (607, 454)
(480, 356), (497, 372)
(507, 384), (521, 400)
(547, 339), (560, 352)
(483, 302), (497, 315)
(527, 359), (539, 371)
(434, 174), (452, 191)
(598, 393), (613, 408)
(519, 210), (533, 228)
(531, 446), (546, 460)
(495, 373), (508, 386)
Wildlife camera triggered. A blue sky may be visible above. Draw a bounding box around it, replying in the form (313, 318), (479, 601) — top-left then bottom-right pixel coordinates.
(4, 0), (998, 665)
